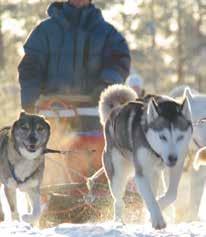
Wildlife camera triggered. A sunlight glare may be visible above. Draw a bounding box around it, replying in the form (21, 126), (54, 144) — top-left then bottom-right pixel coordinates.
(102, 4), (124, 31)
(170, 75), (178, 83)
(169, 19), (178, 32)
(199, 187), (206, 221)
(17, 190), (28, 215)
(2, 17), (26, 37)
(156, 34), (175, 49)
(163, 54), (173, 66)
(124, 0), (140, 15)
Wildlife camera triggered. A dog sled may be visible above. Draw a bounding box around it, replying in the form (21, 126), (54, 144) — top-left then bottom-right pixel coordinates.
(35, 94), (108, 225)
(35, 94), (142, 227)
(35, 94), (107, 183)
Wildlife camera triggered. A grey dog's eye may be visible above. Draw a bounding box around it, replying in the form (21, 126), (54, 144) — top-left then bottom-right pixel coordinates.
(159, 135), (167, 142)
(36, 124), (44, 132)
(20, 124), (29, 130)
(177, 135), (184, 142)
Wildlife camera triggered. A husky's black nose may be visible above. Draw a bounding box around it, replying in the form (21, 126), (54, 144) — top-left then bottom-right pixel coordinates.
(29, 135), (38, 144)
(168, 155), (177, 165)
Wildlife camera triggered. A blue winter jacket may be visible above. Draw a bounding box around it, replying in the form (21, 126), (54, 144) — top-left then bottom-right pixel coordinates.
(18, 2), (131, 109)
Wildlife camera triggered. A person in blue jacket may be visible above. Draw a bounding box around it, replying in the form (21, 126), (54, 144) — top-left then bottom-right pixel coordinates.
(18, 0), (131, 113)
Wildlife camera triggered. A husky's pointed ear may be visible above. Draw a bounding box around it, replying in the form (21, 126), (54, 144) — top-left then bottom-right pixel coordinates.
(40, 115), (51, 128)
(147, 98), (159, 124)
(181, 97), (192, 122)
(19, 110), (27, 118)
(183, 87), (193, 102)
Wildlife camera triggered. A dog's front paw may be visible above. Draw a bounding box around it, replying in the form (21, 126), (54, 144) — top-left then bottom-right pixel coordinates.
(22, 213), (39, 224)
(152, 215), (166, 230)
(7, 178), (18, 189)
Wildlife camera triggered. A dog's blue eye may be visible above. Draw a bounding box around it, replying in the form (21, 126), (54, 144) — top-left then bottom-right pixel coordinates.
(20, 124), (29, 130)
(159, 135), (167, 142)
(177, 135), (184, 142)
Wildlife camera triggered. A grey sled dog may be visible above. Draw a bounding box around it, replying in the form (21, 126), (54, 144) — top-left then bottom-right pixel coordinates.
(169, 85), (206, 221)
(0, 112), (50, 223)
(95, 84), (193, 229)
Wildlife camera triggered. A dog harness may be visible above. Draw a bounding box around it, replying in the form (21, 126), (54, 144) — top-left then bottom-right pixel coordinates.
(0, 128), (39, 185)
(7, 158), (42, 184)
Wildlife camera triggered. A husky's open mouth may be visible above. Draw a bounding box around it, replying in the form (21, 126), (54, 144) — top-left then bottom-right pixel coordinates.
(23, 143), (38, 153)
(166, 160), (177, 167)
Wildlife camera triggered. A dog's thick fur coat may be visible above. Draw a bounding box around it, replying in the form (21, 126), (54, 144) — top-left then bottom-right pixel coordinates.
(169, 86), (206, 221)
(0, 112), (50, 223)
(98, 84), (193, 229)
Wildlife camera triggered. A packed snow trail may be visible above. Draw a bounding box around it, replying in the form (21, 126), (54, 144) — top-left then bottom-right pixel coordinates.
(0, 221), (206, 237)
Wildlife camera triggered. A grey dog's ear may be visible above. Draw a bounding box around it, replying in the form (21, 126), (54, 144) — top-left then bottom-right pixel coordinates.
(43, 116), (51, 129)
(183, 87), (193, 102)
(147, 98), (159, 124)
(19, 110), (27, 118)
(19, 110), (26, 118)
(181, 97), (192, 122)
(12, 111), (27, 133)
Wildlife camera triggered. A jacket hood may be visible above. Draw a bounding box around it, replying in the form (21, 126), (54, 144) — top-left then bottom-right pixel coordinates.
(47, 1), (104, 30)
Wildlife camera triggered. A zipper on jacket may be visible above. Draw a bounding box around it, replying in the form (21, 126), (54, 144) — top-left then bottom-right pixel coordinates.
(73, 10), (82, 71)
(73, 30), (77, 71)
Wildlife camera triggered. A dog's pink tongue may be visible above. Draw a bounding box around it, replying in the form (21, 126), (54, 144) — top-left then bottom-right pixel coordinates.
(28, 144), (36, 152)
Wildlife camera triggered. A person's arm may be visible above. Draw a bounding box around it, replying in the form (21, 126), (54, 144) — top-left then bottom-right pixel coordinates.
(91, 27), (131, 102)
(100, 26), (131, 85)
(18, 23), (48, 113)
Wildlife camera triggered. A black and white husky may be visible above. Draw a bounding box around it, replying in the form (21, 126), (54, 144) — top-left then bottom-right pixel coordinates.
(92, 84), (193, 229)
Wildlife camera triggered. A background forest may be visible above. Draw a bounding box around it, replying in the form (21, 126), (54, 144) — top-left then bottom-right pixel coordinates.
(0, 0), (206, 126)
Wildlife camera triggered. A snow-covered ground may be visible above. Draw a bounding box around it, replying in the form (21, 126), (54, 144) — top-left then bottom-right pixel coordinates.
(1, 221), (206, 237)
